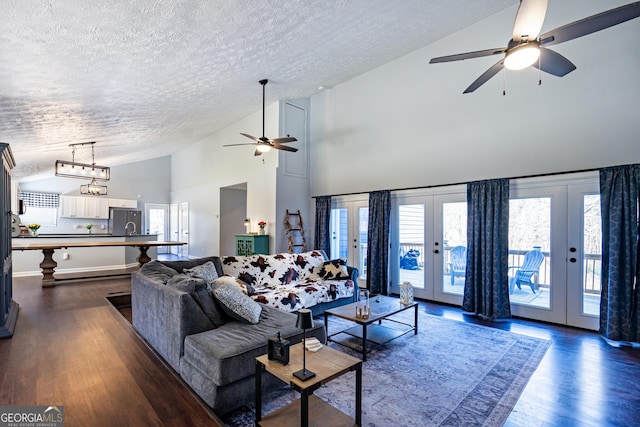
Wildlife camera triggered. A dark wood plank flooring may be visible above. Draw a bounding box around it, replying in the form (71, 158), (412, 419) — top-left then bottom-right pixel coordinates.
(2, 274), (639, 426)
(0, 275), (222, 427)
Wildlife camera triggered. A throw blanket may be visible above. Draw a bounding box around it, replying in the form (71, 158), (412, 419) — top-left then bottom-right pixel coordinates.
(221, 251), (354, 312)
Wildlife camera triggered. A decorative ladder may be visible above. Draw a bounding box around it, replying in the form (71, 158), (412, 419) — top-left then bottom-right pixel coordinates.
(285, 209), (307, 254)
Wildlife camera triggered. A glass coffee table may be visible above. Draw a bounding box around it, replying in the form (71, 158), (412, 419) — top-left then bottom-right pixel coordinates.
(324, 295), (418, 361)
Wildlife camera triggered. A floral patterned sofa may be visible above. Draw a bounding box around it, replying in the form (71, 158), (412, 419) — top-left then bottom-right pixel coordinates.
(221, 250), (359, 316)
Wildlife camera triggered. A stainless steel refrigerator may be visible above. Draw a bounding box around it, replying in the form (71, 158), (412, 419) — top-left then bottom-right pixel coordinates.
(109, 208), (142, 235)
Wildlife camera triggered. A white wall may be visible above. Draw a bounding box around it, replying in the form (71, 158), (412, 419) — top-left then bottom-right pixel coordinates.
(309, 0), (640, 197)
(170, 103), (280, 257)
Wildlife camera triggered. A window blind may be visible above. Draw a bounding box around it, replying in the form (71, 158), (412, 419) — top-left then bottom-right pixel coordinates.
(19, 192), (60, 208)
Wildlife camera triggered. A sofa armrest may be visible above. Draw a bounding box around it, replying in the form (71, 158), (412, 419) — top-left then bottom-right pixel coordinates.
(131, 272), (213, 372)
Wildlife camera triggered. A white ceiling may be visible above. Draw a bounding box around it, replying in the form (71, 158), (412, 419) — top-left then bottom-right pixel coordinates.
(1, 0), (518, 179)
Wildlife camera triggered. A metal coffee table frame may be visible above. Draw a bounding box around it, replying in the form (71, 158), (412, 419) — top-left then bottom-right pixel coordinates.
(324, 295), (418, 361)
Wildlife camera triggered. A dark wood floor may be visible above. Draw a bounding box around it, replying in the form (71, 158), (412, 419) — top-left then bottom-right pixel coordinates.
(2, 274), (639, 426)
(0, 275), (222, 427)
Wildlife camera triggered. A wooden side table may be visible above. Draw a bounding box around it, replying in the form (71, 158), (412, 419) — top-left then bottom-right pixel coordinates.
(255, 343), (362, 427)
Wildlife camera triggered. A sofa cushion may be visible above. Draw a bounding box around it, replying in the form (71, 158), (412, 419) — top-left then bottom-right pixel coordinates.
(140, 260), (179, 283)
(181, 305), (325, 387)
(318, 258), (350, 280)
(212, 282), (262, 324)
(184, 261), (219, 282)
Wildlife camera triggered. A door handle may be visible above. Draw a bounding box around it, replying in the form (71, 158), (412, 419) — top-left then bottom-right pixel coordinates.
(569, 257), (577, 263)
(434, 249), (440, 254)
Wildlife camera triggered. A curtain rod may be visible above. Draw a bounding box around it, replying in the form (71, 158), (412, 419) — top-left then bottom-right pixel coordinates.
(312, 166), (603, 199)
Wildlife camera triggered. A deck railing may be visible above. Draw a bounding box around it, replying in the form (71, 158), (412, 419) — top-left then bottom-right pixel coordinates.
(398, 243), (601, 294)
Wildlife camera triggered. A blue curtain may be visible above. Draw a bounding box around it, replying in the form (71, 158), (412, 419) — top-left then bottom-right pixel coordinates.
(367, 190), (391, 295)
(599, 164), (640, 343)
(314, 196), (332, 255)
(462, 179), (511, 320)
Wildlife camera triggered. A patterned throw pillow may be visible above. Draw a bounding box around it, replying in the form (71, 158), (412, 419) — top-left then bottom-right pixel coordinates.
(211, 275), (254, 296)
(318, 258), (350, 280)
(212, 281), (262, 324)
(184, 261), (219, 282)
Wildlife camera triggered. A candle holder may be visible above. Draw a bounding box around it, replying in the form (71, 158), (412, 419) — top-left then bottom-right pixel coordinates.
(355, 289), (370, 319)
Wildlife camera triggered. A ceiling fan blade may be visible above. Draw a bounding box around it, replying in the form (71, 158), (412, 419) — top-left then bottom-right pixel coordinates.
(240, 132), (262, 143)
(272, 144), (298, 153)
(223, 143), (257, 147)
(512, 0), (548, 42)
(532, 47), (576, 77)
(539, 1), (640, 47)
(429, 47), (506, 64)
(463, 59), (505, 94)
(269, 137), (297, 144)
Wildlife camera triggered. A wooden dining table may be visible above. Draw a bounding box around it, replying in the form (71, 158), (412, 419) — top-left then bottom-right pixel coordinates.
(12, 240), (186, 287)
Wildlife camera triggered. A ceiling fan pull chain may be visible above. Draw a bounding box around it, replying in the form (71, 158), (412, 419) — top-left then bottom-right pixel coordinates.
(538, 53), (542, 86)
(502, 68), (506, 96)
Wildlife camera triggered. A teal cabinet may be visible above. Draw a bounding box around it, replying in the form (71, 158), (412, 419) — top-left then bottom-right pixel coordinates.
(235, 234), (269, 256)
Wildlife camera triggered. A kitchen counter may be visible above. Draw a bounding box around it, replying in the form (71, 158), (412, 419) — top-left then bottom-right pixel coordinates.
(14, 234), (158, 238)
(11, 234), (175, 286)
(12, 237), (185, 287)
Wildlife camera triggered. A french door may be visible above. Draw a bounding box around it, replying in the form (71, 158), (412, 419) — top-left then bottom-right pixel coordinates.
(388, 176), (601, 330)
(389, 188), (467, 303)
(330, 198), (368, 289)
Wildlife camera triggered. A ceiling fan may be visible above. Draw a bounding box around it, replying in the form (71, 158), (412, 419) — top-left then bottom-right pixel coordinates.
(224, 79), (297, 156)
(429, 0), (640, 93)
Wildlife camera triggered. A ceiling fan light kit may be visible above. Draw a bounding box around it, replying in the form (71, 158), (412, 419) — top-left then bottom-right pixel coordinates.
(504, 41), (540, 70)
(223, 79), (298, 156)
(429, 0), (640, 93)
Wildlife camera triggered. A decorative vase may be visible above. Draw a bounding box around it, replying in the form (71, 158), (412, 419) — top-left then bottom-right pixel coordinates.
(30, 230), (38, 237)
(259, 227), (266, 235)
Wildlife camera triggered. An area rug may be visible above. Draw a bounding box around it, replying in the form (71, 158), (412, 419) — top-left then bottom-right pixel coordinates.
(223, 311), (551, 426)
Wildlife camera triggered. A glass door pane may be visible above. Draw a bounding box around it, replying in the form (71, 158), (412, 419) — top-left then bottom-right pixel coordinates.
(330, 208), (348, 260)
(582, 195), (602, 317)
(398, 203), (424, 290)
(358, 207), (369, 281)
(442, 202), (466, 296)
(508, 197), (551, 309)
(329, 201), (368, 290)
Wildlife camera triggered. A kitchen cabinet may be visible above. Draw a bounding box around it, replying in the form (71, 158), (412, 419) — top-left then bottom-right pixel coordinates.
(235, 234), (269, 256)
(108, 198), (137, 209)
(59, 196), (109, 219)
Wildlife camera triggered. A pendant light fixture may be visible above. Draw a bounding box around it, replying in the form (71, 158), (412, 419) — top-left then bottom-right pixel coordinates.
(55, 142), (110, 181)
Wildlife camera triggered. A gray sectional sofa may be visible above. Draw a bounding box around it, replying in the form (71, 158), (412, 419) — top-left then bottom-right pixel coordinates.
(131, 256), (326, 415)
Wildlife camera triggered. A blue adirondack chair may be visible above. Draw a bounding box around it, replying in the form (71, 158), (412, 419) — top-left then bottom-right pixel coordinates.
(509, 249), (545, 294)
(448, 245), (467, 286)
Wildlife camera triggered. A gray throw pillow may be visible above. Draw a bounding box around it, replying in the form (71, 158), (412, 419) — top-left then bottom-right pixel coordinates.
(184, 261), (219, 282)
(166, 274), (197, 292)
(212, 281), (262, 324)
(140, 260), (179, 283)
(167, 274), (227, 327)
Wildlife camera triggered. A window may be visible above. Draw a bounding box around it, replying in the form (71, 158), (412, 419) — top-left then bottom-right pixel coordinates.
(18, 192), (59, 227)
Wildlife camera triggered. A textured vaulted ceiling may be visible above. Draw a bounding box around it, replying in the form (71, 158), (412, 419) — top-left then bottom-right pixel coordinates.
(1, 0), (518, 179)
